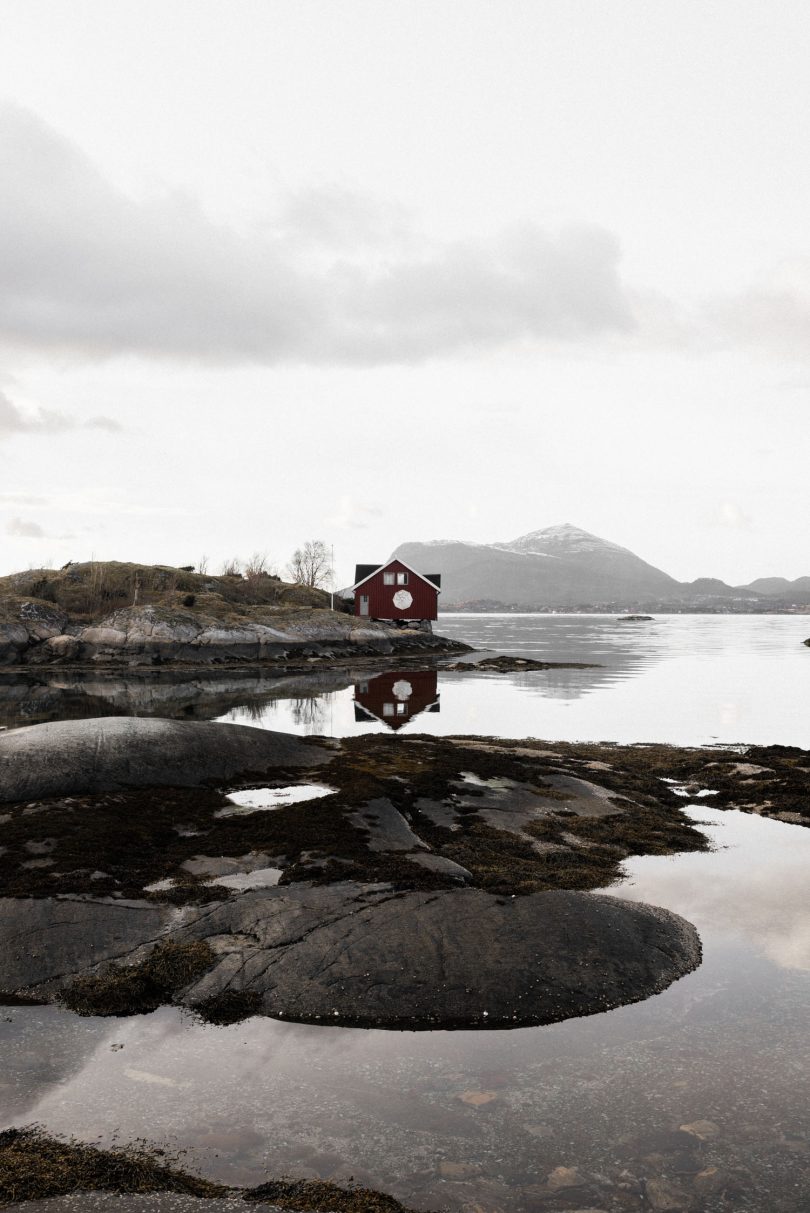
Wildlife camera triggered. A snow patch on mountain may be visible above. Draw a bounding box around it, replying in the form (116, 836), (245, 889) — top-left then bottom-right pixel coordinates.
(503, 523), (633, 558)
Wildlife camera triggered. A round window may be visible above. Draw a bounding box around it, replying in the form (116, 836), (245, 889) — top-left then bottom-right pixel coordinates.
(393, 589), (413, 610)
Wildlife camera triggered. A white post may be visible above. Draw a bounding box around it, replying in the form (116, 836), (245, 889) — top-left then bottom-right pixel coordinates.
(330, 545), (335, 611)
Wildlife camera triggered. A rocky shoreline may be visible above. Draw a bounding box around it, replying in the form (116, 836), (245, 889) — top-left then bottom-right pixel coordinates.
(0, 717), (710, 1030)
(0, 602), (468, 670)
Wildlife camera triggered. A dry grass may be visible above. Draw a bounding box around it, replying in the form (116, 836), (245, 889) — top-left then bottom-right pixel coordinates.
(0, 560), (328, 624)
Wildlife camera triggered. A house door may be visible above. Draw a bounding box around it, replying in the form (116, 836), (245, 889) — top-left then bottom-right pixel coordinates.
(359, 594), (369, 616)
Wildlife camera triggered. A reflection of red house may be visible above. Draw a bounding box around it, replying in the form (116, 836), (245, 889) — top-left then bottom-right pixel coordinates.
(351, 559), (441, 622)
(353, 669), (440, 731)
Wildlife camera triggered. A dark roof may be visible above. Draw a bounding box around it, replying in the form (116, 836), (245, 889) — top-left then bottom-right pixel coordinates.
(352, 561), (441, 592)
(354, 564), (380, 585)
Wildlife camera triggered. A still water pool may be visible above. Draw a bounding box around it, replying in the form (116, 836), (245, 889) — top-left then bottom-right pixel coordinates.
(3, 807), (808, 1211)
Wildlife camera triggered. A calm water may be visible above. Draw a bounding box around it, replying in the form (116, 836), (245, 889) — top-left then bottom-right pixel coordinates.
(216, 614), (810, 747)
(3, 807), (808, 1211)
(2, 614), (809, 1210)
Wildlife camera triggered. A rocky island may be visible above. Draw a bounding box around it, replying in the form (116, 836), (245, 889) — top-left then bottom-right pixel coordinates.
(0, 563), (468, 670)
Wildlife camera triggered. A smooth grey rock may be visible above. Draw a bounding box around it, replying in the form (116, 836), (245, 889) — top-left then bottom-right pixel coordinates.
(0, 896), (174, 994)
(0, 717), (327, 802)
(406, 852), (472, 880)
(1, 882), (702, 1030)
(346, 798), (428, 852)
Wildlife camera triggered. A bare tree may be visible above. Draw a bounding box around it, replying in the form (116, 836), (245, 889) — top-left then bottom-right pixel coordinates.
(220, 556), (242, 576)
(197, 555), (209, 575)
(287, 540), (333, 588)
(243, 551), (271, 579)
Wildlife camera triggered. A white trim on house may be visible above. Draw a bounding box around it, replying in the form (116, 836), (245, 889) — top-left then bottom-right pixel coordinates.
(350, 558), (442, 594)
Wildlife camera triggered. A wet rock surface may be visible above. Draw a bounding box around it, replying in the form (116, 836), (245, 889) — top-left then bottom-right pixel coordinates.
(0, 724), (708, 1029)
(443, 654), (598, 672)
(0, 718), (327, 802)
(0, 882), (701, 1030)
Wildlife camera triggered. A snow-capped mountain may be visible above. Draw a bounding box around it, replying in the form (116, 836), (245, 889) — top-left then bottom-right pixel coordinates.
(392, 524), (799, 610)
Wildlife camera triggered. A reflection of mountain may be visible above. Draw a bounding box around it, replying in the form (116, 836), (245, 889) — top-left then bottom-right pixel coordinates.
(353, 670), (440, 730)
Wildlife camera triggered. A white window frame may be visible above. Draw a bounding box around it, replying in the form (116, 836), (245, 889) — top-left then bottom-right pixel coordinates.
(396, 572), (409, 585)
(383, 572), (395, 585)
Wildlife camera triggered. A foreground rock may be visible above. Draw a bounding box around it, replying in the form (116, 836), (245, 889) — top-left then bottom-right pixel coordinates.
(0, 882), (700, 1029)
(0, 718), (327, 802)
(0, 722), (706, 1028)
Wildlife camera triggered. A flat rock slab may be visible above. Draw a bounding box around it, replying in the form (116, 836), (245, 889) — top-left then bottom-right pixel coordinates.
(0, 896), (176, 993)
(346, 798), (428, 852)
(1, 882), (701, 1029)
(0, 717), (327, 802)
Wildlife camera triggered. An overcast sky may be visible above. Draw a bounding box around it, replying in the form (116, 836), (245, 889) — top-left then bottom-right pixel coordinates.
(1, 0), (809, 586)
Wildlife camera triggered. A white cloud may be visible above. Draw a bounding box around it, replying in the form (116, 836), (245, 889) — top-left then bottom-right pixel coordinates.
(709, 500), (753, 531)
(325, 495), (385, 530)
(0, 385), (121, 439)
(6, 516), (45, 538)
(0, 105), (636, 367)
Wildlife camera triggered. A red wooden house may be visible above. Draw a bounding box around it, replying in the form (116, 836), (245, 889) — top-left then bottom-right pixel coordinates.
(353, 669), (441, 730)
(351, 559), (441, 622)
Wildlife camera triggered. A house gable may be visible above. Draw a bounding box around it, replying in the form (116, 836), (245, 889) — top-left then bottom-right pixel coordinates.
(351, 558), (442, 595)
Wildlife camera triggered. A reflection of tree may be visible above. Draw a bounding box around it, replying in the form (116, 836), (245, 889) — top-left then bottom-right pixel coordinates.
(226, 700), (278, 723)
(290, 696), (328, 731)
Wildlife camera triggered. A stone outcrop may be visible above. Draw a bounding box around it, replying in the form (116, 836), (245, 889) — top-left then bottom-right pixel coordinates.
(0, 721), (706, 1029)
(0, 882), (701, 1030)
(0, 602), (464, 668)
(0, 717), (327, 802)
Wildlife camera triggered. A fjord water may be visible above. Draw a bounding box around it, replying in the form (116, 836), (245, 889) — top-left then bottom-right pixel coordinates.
(219, 613), (810, 747)
(2, 613), (809, 1210)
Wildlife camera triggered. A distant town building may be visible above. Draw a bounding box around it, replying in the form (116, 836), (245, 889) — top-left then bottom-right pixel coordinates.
(354, 669), (440, 730)
(350, 559), (441, 622)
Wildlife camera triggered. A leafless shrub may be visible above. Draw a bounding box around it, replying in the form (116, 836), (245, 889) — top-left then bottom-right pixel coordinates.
(287, 540), (333, 589)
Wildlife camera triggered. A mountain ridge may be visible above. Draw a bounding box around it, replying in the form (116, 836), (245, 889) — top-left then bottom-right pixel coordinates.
(391, 525), (810, 612)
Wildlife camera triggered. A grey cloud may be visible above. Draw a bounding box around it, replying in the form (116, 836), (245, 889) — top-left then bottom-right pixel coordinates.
(0, 106), (635, 366)
(0, 387), (120, 438)
(6, 516), (45, 538)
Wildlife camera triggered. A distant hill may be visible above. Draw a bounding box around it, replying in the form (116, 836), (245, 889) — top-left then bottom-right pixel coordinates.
(393, 524), (810, 612)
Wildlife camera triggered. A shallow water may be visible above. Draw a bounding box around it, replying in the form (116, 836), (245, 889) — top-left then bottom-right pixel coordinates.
(2, 807), (808, 1211)
(2, 613), (809, 746)
(215, 613), (810, 747)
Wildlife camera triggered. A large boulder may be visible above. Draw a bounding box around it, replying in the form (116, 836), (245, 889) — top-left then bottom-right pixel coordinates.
(0, 716), (327, 802)
(0, 882), (702, 1029)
